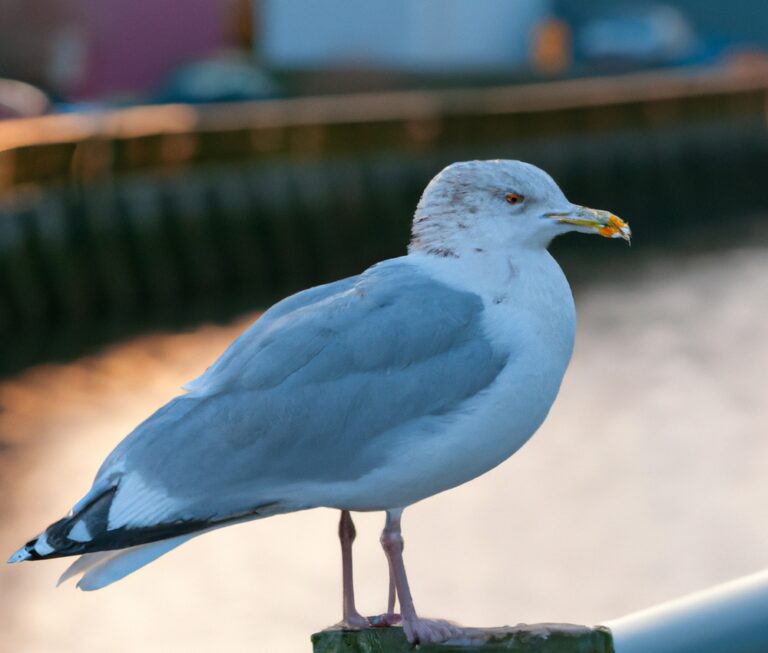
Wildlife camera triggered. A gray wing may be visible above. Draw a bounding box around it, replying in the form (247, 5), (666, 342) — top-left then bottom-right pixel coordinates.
(67, 259), (509, 546)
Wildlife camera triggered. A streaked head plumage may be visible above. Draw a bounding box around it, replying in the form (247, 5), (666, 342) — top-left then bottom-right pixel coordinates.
(410, 160), (630, 256)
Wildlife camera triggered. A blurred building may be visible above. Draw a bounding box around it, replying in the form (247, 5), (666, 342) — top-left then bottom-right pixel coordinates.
(69, 0), (233, 99)
(0, 0), (243, 101)
(3, 0), (768, 109)
(556, 0), (768, 68)
(259, 0), (551, 73)
(0, 0), (80, 93)
(556, 0), (768, 50)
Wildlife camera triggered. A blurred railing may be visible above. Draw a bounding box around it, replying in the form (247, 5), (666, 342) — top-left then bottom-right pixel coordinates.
(2, 65), (768, 373)
(607, 569), (768, 653)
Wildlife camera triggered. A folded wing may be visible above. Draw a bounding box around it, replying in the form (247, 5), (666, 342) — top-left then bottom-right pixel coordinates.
(15, 259), (511, 567)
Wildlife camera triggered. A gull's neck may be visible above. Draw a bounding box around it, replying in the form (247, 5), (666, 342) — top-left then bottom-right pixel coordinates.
(406, 205), (570, 302)
(406, 244), (565, 300)
(405, 244), (576, 364)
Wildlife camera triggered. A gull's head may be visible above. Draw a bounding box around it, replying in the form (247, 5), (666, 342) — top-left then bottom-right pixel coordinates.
(409, 160), (630, 256)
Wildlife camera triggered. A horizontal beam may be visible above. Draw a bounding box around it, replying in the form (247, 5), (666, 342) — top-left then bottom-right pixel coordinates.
(2, 64), (768, 155)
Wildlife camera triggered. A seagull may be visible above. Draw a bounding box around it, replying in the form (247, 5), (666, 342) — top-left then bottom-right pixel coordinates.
(8, 160), (630, 644)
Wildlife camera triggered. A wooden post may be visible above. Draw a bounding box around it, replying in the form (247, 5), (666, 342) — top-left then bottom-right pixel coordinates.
(312, 623), (614, 652)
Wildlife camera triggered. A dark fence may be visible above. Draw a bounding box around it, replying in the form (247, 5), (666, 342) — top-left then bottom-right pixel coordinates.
(2, 66), (768, 373)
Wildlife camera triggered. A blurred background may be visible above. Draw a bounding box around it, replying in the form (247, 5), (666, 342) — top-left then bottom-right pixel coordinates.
(1, 1), (767, 651)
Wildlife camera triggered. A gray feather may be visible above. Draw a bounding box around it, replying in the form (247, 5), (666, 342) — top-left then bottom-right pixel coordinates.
(92, 259), (509, 526)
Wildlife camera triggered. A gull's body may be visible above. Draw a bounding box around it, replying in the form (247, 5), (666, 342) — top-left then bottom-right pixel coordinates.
(9, 160), (629, 644)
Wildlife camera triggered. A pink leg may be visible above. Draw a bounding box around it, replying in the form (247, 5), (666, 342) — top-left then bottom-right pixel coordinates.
(339, 510), (369, 628)
(380, 509), (461, 644)
(367, 559), (401, 627)
(387, 561), (397, 616)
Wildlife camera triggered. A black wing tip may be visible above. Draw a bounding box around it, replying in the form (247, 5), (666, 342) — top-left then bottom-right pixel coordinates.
(10, 494), (279, 563)
(7, 487), (118, 564)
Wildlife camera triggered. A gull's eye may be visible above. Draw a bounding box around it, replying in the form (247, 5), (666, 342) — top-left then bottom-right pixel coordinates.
(505, 192), (525, 205)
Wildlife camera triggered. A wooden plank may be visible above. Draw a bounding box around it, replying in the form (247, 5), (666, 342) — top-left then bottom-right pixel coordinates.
(312, 624), (614, 653)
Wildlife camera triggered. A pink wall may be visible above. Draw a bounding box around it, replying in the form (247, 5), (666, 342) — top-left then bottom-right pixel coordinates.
(72, 0), (229, 99)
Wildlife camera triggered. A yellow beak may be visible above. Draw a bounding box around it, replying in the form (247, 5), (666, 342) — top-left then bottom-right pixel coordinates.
(548, 206), (631, 243)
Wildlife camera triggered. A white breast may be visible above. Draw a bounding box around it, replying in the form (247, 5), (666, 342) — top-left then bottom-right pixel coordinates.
(410, 248), (576, 361)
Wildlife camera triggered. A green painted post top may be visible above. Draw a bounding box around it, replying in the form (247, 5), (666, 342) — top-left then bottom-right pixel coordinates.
(312, 623), (614, 653)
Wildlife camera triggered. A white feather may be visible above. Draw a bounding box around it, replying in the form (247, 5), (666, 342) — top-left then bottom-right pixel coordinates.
(68, 520), (92, 542)
(34, 533), (54, 556)
(108, 473), (180, 530)
(59, 533), (196, 591)
(57, 550), (122, 586)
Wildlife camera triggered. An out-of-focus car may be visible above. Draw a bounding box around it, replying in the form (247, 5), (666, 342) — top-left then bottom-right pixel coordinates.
(0, 78), (49, 120)
(151, 52), (281, 105)
(576, 4), (700, 68)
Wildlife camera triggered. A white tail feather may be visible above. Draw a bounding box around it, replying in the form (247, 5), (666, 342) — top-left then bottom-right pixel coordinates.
(58, 533), (196, 591)
(57, 550), (122, 586)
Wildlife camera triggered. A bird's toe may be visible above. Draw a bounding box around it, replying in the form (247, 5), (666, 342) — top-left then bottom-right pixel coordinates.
(341, 612), (371, 629)
(368, 612), (401, 627)
(403, 617), (461, 644)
